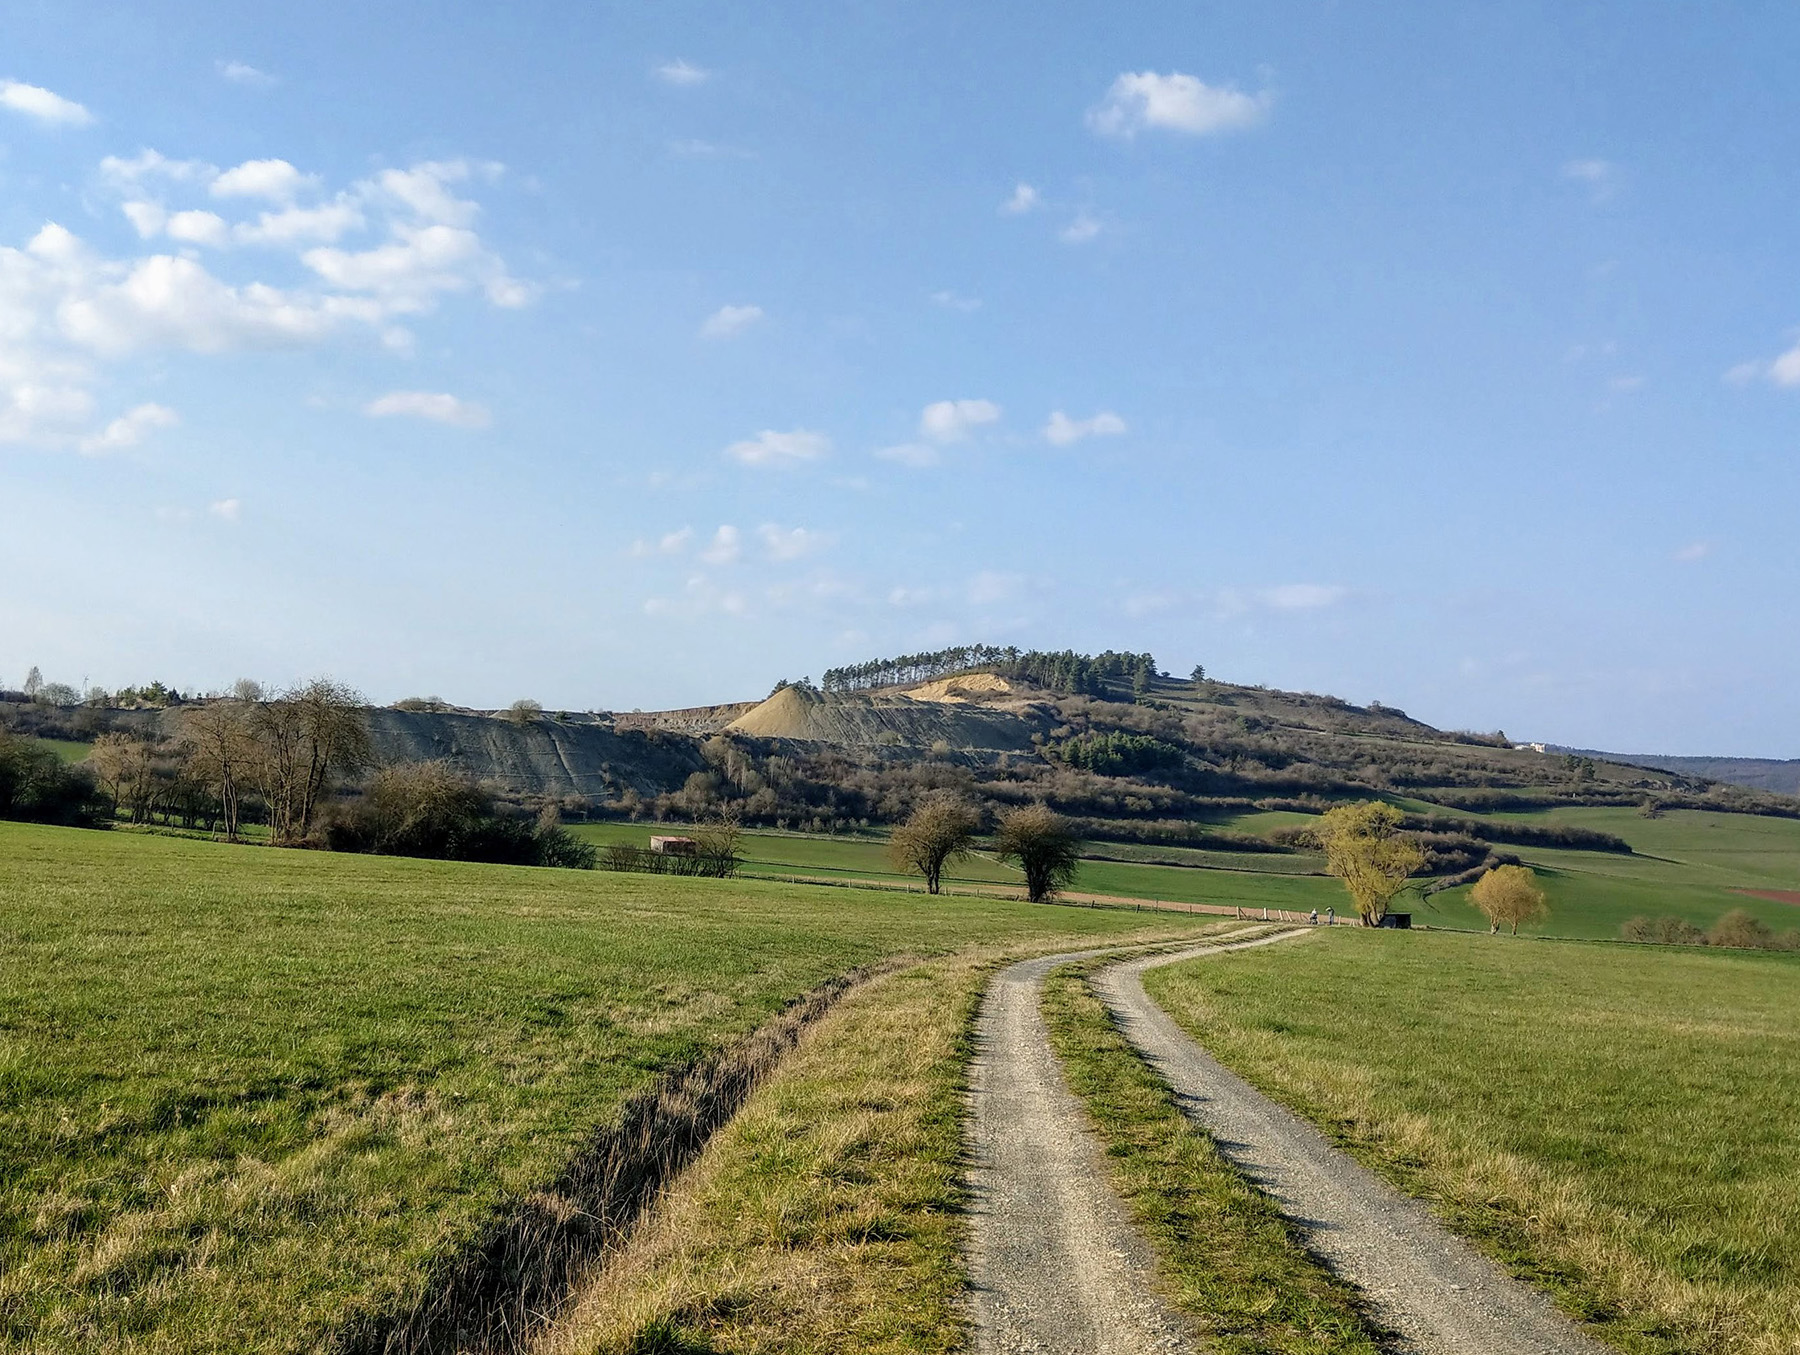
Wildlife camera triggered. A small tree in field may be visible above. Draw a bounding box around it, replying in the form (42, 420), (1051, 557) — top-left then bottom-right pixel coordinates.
(506, 699), (543, 726)
(1315, 801), (1423, 926)
(889, 794), (980, 894)
(995, 804), (1081, 903)
(1470, 863), (1548, 935)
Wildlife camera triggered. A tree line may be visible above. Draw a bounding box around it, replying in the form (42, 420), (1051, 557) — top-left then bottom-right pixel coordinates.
(820, 646), (1163, 700)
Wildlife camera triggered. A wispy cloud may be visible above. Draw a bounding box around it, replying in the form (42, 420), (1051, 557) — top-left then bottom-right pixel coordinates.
(0, 79), (93, 127)
(1088, 70), (1269, 138)
(700, 303), (763, 339)
(1258, 583), (1346, 610)
(79, 403), (178, 454)
(654, 59), (710, 87)
(1044, 410), (1126, 445)
(1562, 157), (1619, 203)
(931, 289), (981, 312)
(1001, 182), (1040, 214)
(875, 442), (941, 467)
(758, 524), (832, 560)
(216, 60), (275, 88)
(1059, 212), (1102, 245)
(724, 427), (832, 467)
(209, 497), (242, 521)
(1673, 541), (1711, 563)
(365, 390), (491, 428)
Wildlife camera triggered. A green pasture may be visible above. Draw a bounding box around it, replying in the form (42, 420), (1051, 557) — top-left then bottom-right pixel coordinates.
(25, 736), (89, 764)
(1147, 929), (1800, 1354)
(0, 822), (1211, 1354)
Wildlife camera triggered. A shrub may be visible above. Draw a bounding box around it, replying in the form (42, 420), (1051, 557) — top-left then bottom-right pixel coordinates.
(0, 732), (106, 827)
(326, 761), (592, 868)
(1709, 908), (1775, 950)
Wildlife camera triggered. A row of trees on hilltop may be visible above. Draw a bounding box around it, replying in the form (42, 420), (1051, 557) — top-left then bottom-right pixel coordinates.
(821, 646), (1162, 699)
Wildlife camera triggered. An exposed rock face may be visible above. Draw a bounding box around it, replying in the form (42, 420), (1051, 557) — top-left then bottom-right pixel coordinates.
(365, 710), (707, 797)
(725, 684), (1050, 751)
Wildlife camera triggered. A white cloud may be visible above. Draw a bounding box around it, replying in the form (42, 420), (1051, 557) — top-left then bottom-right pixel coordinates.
(758, 524), (831, 560)
(0, 80), (93, 127)
(209, 497), (242, 520)
(920, 398), (1000, 443)
(1089, 70), (1269, 138)
(1044, 409), (1127, 445)
(659, 526), (694, 553)
(166, 209), (230, 247)
(668, 138), (752, 159)
(364, 390), (491, 428)
(700, 303), (763, 339)
(3, 154), (528, 447)
(216, 60), (275, 87)
(1001, 182), (1040, 214)
(700, 524), (741, 565)
(1725, 338), (1800, 388)
(875, 441), (940, 468)
(724, 427), (831, 467)
(655, 59), (710, 86)
(1059, 213), (1102, 245)
(211, 158), (318, 204)
(1562, 158), (1618, 202)
(1260, 583), (1346, 610)
(930, 289), (980, 312)
(1673, 541), (1711, 563)
(78, 402), (178, 454)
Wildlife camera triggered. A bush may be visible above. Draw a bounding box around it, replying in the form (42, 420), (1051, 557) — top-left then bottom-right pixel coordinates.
(0, 732), (106, 827)
(325, 762), (593, 868)
(1708, 908), (1775, 950)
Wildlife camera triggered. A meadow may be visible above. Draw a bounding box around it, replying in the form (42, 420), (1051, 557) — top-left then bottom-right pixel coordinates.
(1144, 929), (1800, 1355)
(0, 822), (1211, 1354)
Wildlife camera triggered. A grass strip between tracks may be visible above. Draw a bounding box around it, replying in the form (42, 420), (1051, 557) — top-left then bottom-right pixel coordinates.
(1040, 958), (1388, 1355)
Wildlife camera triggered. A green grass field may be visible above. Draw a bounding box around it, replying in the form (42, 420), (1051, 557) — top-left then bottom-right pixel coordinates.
(25, 736), (90, 764)
(1145, 929), (1800, 1355)
(0, 822), (1213, 1354)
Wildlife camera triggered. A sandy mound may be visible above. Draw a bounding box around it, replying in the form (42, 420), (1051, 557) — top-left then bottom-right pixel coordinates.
(726, 683), (1044, 751)
(905, 673), (1016, 703)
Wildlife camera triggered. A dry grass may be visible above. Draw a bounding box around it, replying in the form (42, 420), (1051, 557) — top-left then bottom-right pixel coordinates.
(1144, 930), (1800, 1355)
(532, 932), (1203, 1355)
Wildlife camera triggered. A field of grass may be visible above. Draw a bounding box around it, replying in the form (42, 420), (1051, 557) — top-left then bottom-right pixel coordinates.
(25, 736), (90, 764)
(1040, 958), (1383, 1354)
(1145, 929), (1800, 1355)
(0, 822), (1214, 1354)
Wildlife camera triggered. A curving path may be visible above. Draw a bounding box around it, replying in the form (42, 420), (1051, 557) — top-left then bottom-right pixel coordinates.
(1092, 936), (1615, 1355)
(964, 928), (1278, 1354)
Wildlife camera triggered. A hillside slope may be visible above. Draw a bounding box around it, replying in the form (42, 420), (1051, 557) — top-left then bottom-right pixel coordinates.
(1558, 748), (1800, 796)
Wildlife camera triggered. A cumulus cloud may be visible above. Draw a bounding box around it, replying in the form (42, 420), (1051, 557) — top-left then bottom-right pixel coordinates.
(1728, 339), (1800, 388)
(1001, 182), (1040, 214)
(1044, 409), (1127, 445)
(0, 80), (93, 127)
(1088, 70), (1269, 138)
(3, 151), (529, 447)
(212, 158), (319, 203)
(216, 60), (275, 87)
(209, 497), (242, 520)
(700, 524), (741, 565)
(724, 427), (831, 467)
(78, 402), (178, 454)
(655, 59), (710, 86)
(364, 390), (491, 428)
(758, 523), (831, 560)
(919, 398), (1000, 443)
(700, 303), (763, 339)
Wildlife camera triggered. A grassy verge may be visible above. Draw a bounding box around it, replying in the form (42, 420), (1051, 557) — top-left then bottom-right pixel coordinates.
(1038, 961), (1386, 1354)
(1143, 929), (1800, 1355)
(535, 935), (1209, 1355)
(0, 822), (1217, 1354)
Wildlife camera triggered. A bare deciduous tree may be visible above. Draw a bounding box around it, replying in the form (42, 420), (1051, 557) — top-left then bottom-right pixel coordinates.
(994, 804), (1081, 903)
(250, 679), (371, 843)
(889, 793), (980, 894)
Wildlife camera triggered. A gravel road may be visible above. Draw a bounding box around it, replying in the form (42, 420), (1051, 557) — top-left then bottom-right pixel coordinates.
(964, 929), (1274, 1354)
(1093, 935), (1614, 1355)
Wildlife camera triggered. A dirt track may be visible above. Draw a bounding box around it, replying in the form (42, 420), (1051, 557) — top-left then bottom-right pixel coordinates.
(1094, 937), (1615, 1355)
(964, 930), (1274, 1354)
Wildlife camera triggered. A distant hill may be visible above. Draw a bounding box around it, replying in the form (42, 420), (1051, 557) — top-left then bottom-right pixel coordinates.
(1554, 748), (1800, 796)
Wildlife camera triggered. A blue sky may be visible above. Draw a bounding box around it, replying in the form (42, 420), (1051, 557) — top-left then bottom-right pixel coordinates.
(2, 2), (1797, 755)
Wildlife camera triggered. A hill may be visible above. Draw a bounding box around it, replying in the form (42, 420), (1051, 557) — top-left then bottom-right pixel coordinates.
(1555, 747), (1800, 796)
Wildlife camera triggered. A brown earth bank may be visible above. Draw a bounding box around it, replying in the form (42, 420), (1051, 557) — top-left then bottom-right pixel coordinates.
(1732, 888), (1800, 905)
